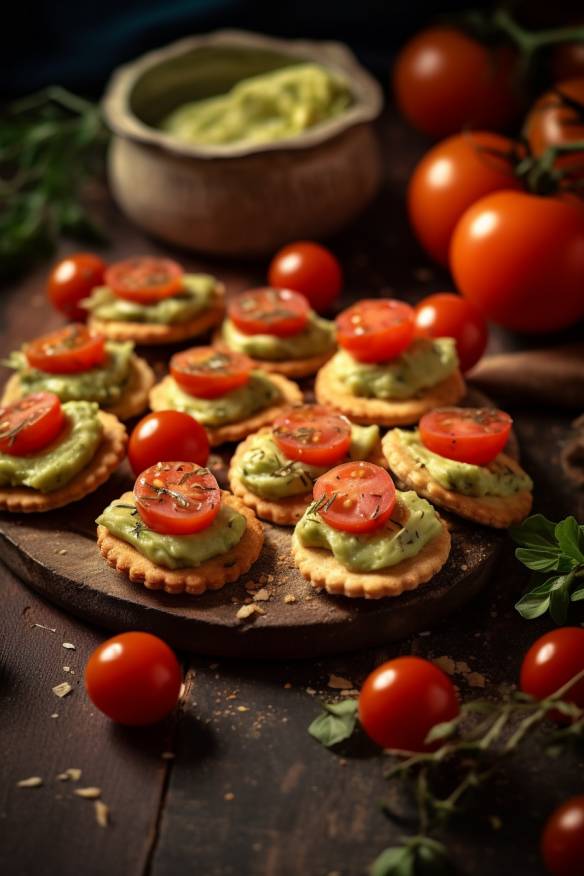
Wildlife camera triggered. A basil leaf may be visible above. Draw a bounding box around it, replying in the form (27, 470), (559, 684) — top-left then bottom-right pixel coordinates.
(570, 586), (584, 602)
(370, 846), (415, 876)
(555, 517), (584, 563)
(515, 590), (552, 620)
(308, 699), (358, 748)
(510, 514), (558, 548)
(549, 572), (575, 625)
(515, 547), (574, 573)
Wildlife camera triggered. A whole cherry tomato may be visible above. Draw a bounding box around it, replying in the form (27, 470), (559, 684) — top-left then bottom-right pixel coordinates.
(47, 253), (106, 320)
(312, 461), (396, 534)
(419, 408), (512, 466)
(85, 632), (182, 726)
(134, 462), (221, 536)
(541, 796), (584, 876)
(268, 242), (342, 313)
(359, 656), (459, 752)
(25, 324), (106, 374)
(128, 411), (209, 476)
(0, 393), (65, 456)
(520, 627), (584, 712)
(525, 79), (584, 180)
(414, 293), (488, 372)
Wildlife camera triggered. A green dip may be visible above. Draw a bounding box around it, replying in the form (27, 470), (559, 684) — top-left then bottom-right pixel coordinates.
(156, 371), (280, 427)
(219, 312), (335, 361)
(0, 401), (102, 493)
(391, 429), (533, 498)
(82, 275), (218, 325)
(97, 499), (246, 570)
(295, 490), (442, 572)
(161, 63), (353, 147)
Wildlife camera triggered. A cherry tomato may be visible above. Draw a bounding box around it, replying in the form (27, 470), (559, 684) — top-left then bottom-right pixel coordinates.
(541, 796), (584, 876)
(419, 408), (512, 466)
(268, 242), (342, 313)
(525, 79), (584, 180)
(414, 293), (488, 373)
(520, 628), (584, 714)
(312, 461), (396, 534)
(47, 252), (106, 320)
(105, 257), (184, 304)
(25, 324), (106, 374)
(170, 347), (252, 400)
(85, 632), (182, 726)
(393, 26), (519, 138)
(408, 132), (522, 266)
(336, 299), (415, 363)
(0, 392), (65, 456)
(228, 288), (310, 338)
(450, 191), (584, 333)
(128, 411), (209, 477)
(359, 657), (460, 752)
(134, 461), (221, 535)
(273, 405), (351, 467)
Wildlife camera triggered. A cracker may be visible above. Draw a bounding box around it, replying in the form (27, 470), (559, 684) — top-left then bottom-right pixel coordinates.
(0, 411), (127, 513)
(382, 430), (533, 528)
(149, 373), (303, 447)
(314, 360), (466, 426)
(97, 492), (264, 595)
(213, 331), (334, 378)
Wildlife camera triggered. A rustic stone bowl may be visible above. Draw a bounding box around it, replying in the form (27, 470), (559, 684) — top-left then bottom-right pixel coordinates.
(102, 29), (384, 258)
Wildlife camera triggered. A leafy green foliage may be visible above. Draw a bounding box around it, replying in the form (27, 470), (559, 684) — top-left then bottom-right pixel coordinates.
(370, 838), (454, 876)
(308, 698), (358, 747)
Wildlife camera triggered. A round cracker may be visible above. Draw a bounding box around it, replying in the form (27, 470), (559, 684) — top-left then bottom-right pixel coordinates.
(0, 411), (127, 513)
(213, 330), (334, 378)
(314, 357), (466, 426)
(382, 430), (533, 528)
(97, 491), (264, 596)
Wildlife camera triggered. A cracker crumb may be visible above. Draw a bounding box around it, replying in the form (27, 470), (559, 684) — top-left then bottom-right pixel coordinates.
(62, 643), (76, 650)
(283, 594), (297, 604)
(283, 682), (292, 689)
(433, 656), (456, 675)
(57, 768), (82, 781)
(237, 706), (249, 713)
(236, 604), (264, 621)
(63, 666), (71, 673)
(50, 713), (59, 719)
(17, 776), (43, 788)
(253, 588), (270, 602)
(328, 674), (354, 690)
(58, 549), (68, 556)
(32, 624), (56, 633)
(340, 689), (359, 697)
(52, 682), (72, 698)
(467, 672), (487, 688)
(75, 787), (101, 799)
(95, 800), (109, 828)
(224, 792), (235, 801)
(455, 660), (471, 675)
(244, 579), (258, 592)
(306, 687), (317, 696)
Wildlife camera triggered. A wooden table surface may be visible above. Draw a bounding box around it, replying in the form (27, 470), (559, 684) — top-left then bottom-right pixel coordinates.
(1, 115), (582, 876)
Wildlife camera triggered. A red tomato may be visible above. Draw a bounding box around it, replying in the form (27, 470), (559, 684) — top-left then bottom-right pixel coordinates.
(47, 252), (106, 320)
(419, 408), (512, 466)
(525, 79), (584, 180)
(105, 257), (184, 304)
(408, 132), (522, 266)
(520, 628), (584, 713)
(228, 288), (310, 338)
(359, 657), (460, 752)
(336, 299), (415, 363)
(0, 392), (65, 456)
(128, 411), (209, 477)
(134, 461), (221, 535)
(552, 40), (584, 82)
(268, 242), (342, 313)
(25, 324), (106, 374)
(170, 347), (252, 400)
(450, 191), (584, 332)
(273, 405), (351, 466)
(85, 632), (182, 726)
(541, 796), (584, 876)
(393, 27), (519, 138)
(312, 461), (396, 534)
(414, 293), (488, 372)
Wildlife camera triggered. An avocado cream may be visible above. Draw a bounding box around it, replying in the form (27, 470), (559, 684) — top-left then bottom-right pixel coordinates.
(220, 312), (335, 361)
(157, 371), (280, 427)
(82, 275), (218, 324)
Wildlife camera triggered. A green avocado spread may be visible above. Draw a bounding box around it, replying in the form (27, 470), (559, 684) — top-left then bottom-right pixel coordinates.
(295, 490), (442, 572)
(157, 371), (280, 427)
(161, 63), (353, 147)
(219, 311), (335, 361)
(0, 401), (102, 493)
(332, 338), (458, 400)
(8, 341), (134, 406)
(392, 429), (533, 498)
(235, 424), (380, 499)
(82, 275), (218, 325)
(96, 499), (246, 570)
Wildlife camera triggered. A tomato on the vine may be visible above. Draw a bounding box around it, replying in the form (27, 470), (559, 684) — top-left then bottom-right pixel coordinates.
(520, 627), (584, 712)
(336, 299), (415, 363)
(134, 462), (221, 536)
(312, 462), (396, 534)
(273, 405), (351, 467)
(541, 796), (584, 876)
(419, 408), (512, 466)
(47, 253), (106, 320)
(128, 411), (209, 476)
(268, 242), (342, 313)
(525, 79), (584, 180)
(105, 257), (184, 304)
(414, 293), (488, 372)
(0, 393), (65, 456)
(25, 324), (106, 374)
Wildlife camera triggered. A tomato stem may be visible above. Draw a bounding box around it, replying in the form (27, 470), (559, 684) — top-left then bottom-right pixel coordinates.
(494, 9), (584, 58)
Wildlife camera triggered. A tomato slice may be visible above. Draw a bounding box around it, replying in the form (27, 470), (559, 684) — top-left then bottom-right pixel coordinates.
(105, 257), (184, 304)
(134, 462), (221, 535)
(273, 405), (352, 466)
(312, 461), (396, 534)
(25, 324), (106, 374)
(419, 407), (512, 466)
(336, 299), (415, 363)
(170, 347), (252, 399)
(228, 287), (310, 337)
(0, 392), (65, 456)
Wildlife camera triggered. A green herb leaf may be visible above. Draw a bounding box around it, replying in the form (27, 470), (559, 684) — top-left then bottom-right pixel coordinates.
(308, 699), (358, 748)
(424, 717), (461, 746)
(415, 839), (456, 876)
(570, 586), (584, 602)
(370, 846), (415, 876)
(549, 572), (576, 625)
(514, 547), (573, 573)
(510, 514), (559, 549)
(555, 517), (584, 563)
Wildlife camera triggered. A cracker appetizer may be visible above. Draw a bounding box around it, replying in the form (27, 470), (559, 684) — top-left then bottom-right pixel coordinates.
(82, 256), (225, 345)
(292, 461), (450, 598)
(229, 404), (385, 525)
(149, 346), (302, 446)
(96, 461), (263, 595)
(315, 299), (465, 425)
(0, 392), (127, 512)
(2, 324), (155, 421)
(382, 408), (533, 528)
(215, 287), (336, 378)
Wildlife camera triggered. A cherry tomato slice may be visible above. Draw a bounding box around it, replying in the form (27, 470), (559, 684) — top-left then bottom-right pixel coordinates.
(170, 347), (252, 399)
(25, 324), (106, 374)
(105, 257), (184, 304)
(134, 462), (221, 536)
(228, 287), (310, 338)
(0, 392), (65, 456)
(273, 405), (352, 466)
(419, 407), (512, 466)
(47, 252), (106, 320)
(336, 299), (415, 363)
(312, 461), (396, 534)
(128, 411), (209, 477)
(268, 242), (342, 313)
(541, 795), (584, 876)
